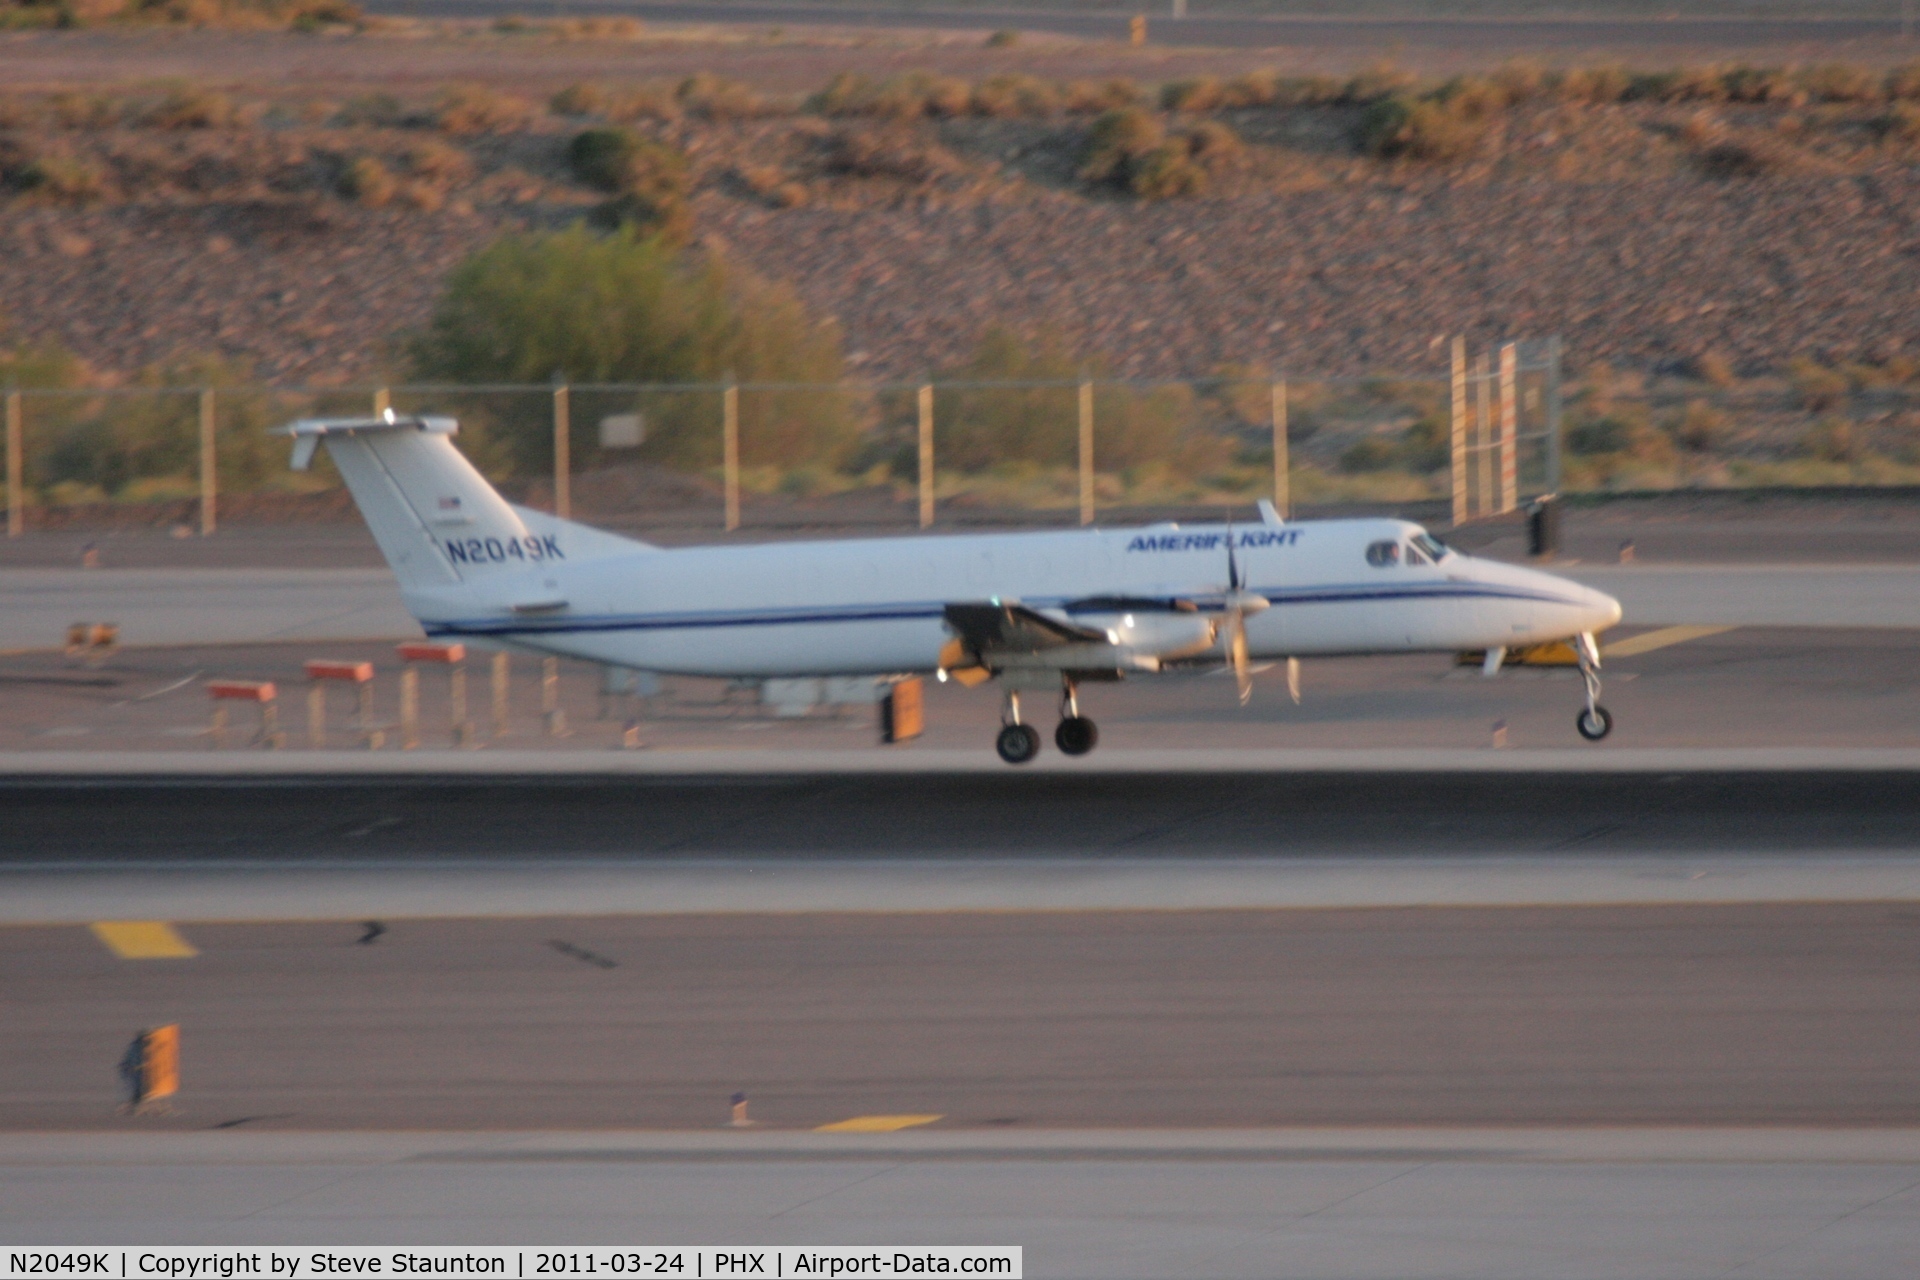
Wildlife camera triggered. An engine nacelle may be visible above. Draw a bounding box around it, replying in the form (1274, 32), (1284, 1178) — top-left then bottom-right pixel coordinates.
(1073, 610), (1219, 662)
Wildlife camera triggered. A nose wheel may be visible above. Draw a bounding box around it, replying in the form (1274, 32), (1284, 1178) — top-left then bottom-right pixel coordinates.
(1574, 631), (1613, 741)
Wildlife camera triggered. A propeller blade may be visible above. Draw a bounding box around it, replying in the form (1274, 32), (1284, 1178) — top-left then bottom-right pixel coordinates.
(1230, 614), (1252, 705)
(1286, 656), (1301, 705)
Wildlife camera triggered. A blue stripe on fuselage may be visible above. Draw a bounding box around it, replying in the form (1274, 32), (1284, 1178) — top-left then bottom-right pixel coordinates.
(420, 582), (1581, 639)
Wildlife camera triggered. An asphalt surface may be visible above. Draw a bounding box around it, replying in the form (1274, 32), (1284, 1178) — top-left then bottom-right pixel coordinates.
(359, 0), (1915, 54)
(8, 902), (1920, 1130)
(10, 1133), (1919, 1273)
(8, 769), (1920, 859)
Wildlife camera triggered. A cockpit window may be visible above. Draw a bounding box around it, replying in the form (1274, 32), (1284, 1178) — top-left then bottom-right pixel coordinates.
(1365, 540), (1400, 568)
(1405, 541), (1431, 566)
(1410, 533), (1452, 561)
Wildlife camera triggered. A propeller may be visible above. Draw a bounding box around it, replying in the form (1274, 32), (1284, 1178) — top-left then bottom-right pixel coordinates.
(1219, 519), (1270, 705)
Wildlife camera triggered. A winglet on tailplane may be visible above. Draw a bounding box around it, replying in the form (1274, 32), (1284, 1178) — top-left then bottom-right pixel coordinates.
(279, 413), (651, 600)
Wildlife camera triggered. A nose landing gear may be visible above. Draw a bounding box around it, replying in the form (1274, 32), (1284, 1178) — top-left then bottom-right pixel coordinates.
(1574, 631), (1613, 741)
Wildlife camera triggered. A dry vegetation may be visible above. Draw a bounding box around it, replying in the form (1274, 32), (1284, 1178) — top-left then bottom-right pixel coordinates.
(11, 47), (1920, 499)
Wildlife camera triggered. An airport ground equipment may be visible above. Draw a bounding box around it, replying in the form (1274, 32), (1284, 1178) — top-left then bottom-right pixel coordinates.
(399, 642), (472, 748)
(880, 676), (924, 744)
(280, 411), (1622, 763)
(304, 659), (379, 749)
(118, 1024), (178, 1115)
(206, 679), (281, 749)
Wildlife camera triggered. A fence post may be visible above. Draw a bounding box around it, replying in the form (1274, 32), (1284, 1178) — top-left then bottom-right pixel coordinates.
(1270, 379), (1289, 519)
(492, 651), (510, 738)
(1077, 377), (1094, 526)
(198, 388), (216, 536)
(372, 386), (389, 418)
(1474, 352), (1493, 521)
(5, 389), (21, 538)
(542, 655), (567, 736)
(917, 382), (934, 529)
(722, 378), (740, 532)
(552, 381), (571, 520)
(1545, 334), (1563, 493)
(1498, 341), (1519, 514)
(399, 667), (419, 750)
(1449, 337), (1467, 527)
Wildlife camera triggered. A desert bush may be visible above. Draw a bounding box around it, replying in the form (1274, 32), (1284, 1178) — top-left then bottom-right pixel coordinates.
(1691, 350), (1738, 387)
(410, 226), (854, 473)
(335, 92), (405, 128)
(984, 27), (1017, 47)
(1161, 76), (1223, 113)
(1800, 417), (1859, 462)
(1876, 100), (1920, 144)
(1553, 64), (1630, 104)
(1800, 62), (1881, 104)
(1338, 437), (1398, 473)
(608, 84), (679, 123)
(1078, 106), (1162, 183)
(1888, 63), (1920, 101)
(1720, 64), (1797, 103)
(569, 127), (690, 241)
(8, 152), (105, 202)
(1183, 120), (1244, 171)
(931, 326), (1223, 474)
(1791, 356), (1850, 410)
(1062, 78), (1142, 113)
(550, 82), (608, 118)
(821, 127), (959, 183)
(336, 155), (395, 206)
(1343, 60), (1417, 104)
(1669, 399), (1730, 452)
(1358, 94), (1487, 162)
(1221, 69), (1282, 108)
(404, 139), (473, 184)
(48, 91), (119, 129)
(1128, 141), (1206, 198)
(142, 84), (236, 129)
(971, 74), (1058, 117)
(435, 83), (533, 134)
(1567, 408), (1673, 465)
(677, 73), (763, 120)
(1491, 59), (1548, 104)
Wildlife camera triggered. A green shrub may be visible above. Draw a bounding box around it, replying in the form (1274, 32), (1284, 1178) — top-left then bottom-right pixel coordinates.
(1791, 356), (1849, 410)
(409, 226), (853, 473)
(971, 74), (1058, 117)
(568, 128), (690, 241)
(1161, 76), (1223, 113)
(1339, 437), (1398, 473)
(984, 28), (1017, 47)
(677, 73), (763, 120)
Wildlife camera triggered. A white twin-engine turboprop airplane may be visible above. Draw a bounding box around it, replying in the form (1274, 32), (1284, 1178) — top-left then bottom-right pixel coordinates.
(283, 411), (1624, 763)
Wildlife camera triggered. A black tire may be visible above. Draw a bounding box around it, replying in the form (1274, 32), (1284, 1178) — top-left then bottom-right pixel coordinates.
(1576, 705), (1614, 741)
(996, 723), (1041, 764)
(1055, 716), (1098, 756)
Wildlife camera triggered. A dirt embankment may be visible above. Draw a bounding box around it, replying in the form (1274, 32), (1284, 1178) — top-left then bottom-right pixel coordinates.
(4, 28), (1920, 385)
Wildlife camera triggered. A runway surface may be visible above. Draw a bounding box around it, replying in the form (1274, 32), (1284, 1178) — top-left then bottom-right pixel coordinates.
(7, 768), (1920, 861)
(8, 902), (1920, 1131)
(8, 1131), (1920, 1276)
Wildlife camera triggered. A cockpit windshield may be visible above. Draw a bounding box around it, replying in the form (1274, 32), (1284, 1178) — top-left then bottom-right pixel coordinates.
(1409, 532), (1452, 562)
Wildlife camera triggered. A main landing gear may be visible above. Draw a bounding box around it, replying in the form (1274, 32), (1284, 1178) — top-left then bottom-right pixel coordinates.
(995, 681), (1099, 764)
(1573, 631), (1613, 741)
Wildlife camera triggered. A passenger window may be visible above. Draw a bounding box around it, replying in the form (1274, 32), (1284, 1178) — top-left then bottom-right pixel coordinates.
(1365, 540), (1400, 568)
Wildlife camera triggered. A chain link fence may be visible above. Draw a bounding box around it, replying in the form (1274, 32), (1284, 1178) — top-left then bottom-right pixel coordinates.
(13, 342), (1909, 539)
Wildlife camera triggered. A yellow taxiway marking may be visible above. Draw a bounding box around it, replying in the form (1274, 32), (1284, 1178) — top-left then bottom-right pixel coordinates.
(815, 1114), (944, 1133)
(90, 921), (197, 959)
(1604, 625), (1736, 659)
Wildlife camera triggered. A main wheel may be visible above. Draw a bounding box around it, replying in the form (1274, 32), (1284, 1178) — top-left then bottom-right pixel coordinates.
(1576, 705), (1614, 741)
(996, 723), (1042, 764)
(1055, 716), (1099, 756)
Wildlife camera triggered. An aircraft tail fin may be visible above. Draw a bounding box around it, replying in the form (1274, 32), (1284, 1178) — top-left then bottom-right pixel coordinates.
(281, 413), (650, 594)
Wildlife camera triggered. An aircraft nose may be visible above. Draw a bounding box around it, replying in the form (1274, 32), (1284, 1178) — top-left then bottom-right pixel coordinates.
(1587, 584), (1624, 630)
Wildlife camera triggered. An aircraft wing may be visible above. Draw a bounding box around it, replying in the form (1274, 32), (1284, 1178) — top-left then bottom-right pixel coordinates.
(943, 602), (1109, 654)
